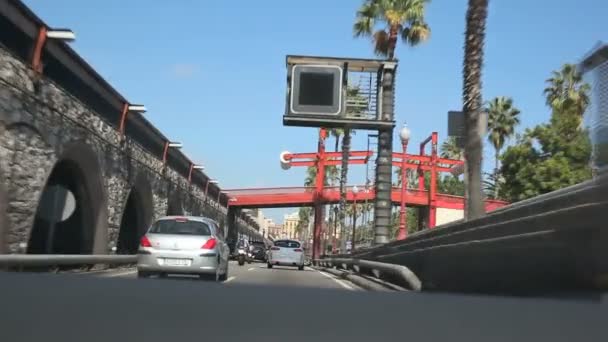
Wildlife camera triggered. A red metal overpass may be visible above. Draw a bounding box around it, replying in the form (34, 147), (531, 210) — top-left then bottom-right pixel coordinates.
(225, 185), (508, 211)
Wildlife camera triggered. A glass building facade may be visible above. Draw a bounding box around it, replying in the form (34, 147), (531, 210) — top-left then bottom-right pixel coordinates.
(579, 42), (608, 172)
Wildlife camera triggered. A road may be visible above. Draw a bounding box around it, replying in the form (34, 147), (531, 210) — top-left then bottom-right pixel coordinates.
(93, 260), (359, 291)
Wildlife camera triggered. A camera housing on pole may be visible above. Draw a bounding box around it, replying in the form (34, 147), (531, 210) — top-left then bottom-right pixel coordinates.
(283, 55), (397, 130)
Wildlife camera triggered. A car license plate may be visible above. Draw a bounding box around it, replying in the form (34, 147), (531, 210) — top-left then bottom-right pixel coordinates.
(163, 258), (191, 266)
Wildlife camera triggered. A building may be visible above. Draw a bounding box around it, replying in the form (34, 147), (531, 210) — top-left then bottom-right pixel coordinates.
(246, 208), (270, 238)
(283, 212), (300, 239)
(579, 42), (608, 172)
(267, 223), (283, 240)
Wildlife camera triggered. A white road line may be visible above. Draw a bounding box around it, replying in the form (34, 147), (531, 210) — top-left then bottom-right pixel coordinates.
(224, 276), (236, 283)
(316, 270), (355, 291)
(103, 270), (138, 278)
(247, 267), (255, 271)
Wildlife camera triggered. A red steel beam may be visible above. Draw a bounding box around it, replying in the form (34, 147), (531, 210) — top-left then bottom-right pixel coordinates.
(226, 187), (508, 212)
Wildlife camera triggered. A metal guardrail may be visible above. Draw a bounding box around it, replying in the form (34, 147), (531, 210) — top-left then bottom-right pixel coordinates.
(314, 258), (421, 291)
(0, 255), (137, 267)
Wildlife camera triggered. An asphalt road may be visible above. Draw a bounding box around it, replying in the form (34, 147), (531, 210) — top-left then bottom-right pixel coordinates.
(94, 260), (359, 291)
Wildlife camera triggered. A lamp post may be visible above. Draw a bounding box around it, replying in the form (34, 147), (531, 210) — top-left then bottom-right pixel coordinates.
(204, 179), (218, 205)
(351, 185), (359, 253)
(162, 141), (183, 165)
(397, 123), (411, 240)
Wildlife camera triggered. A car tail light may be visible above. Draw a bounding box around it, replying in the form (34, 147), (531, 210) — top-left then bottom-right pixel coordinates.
(201, 238), (217, 249)
(140, 236), (152, 247)
(293, 248), (302, 252)
(175, 217), (188, 222)
(271, 247), (280, 251)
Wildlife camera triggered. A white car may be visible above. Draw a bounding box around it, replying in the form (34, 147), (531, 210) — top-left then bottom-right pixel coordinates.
(267, 239), (305, 270)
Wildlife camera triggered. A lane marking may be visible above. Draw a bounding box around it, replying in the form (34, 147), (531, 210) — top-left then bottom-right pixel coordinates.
(103, 270), (138, 278)
(247, 267), (255, 271)
(316, 270), (355, 291)
(224, 276), (236, 283)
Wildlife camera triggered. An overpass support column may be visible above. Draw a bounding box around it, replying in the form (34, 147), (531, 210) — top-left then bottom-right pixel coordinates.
(227, 207), (240, 254)
(373, 66), (396, 245)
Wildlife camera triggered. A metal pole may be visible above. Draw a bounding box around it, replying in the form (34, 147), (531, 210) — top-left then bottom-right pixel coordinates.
(372, 66), (396, 245)
(429, 132), (438, 228)
(312, 128), (326, 260)
(351, 195), (357, 253)
(46, 186), (62, 254)
(397, 141), (408, 240)
(332, 208), (338, 254)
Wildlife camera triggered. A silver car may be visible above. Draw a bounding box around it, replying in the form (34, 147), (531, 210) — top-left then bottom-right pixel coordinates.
(137, 216), (229, 281)
(267, 239), (305, 270)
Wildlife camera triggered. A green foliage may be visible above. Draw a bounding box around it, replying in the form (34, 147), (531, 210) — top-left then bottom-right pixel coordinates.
(393, 167), (464, 196)
(354, 0), (431, 59)
(499, 110), (592, 201)
(499, 64), (592, 202)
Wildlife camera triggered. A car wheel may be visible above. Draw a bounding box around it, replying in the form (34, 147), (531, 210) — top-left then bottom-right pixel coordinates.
(238, 256), (245, 266)
(219, 269), (228, 282)
(137, 271), (150, 278)
(298, 265), (304, 271)
(267, 263), (272, 269)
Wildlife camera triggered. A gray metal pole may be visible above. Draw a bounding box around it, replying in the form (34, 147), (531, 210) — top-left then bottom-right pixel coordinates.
(373, 67), (396, 245)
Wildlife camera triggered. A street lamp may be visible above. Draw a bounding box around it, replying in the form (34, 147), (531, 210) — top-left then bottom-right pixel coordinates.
(188, 164), (204, 183)
(397, 123), (411, 240)
(351, 185), (359, 253)
(118, 104), (147, 135)
(162, 141), (183, 164)
(32, 27), (76, 73)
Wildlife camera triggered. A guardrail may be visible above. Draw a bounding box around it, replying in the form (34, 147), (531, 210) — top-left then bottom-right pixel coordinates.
(334, 171), (608, 295)
(0, 254), (137, 267)
(314, 258), (421, 291)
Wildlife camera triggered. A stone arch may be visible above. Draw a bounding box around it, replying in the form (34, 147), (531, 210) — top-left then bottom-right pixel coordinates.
(27, 142), (107, 254)
(116, 173), (154, 254)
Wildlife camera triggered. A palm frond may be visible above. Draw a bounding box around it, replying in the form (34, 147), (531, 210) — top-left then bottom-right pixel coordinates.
(353, 1), (380, 37)
(401, 20), (430, 46)
(373, 29), (390, 56)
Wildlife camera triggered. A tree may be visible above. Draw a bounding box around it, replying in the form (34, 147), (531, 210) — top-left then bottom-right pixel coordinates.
(296, 207), (312, 237)
(354, 1), (430, 244)
(500, 64), (592, 202)
(543, 63), (591, 126)
(462, 0), (489, 220)
(440, 137), (464, 160)
(354, 0), (431, 59)
(486, 96), (520, 198)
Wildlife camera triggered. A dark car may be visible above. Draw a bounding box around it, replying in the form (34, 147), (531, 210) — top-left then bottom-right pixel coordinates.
(251, 244), (267, 262)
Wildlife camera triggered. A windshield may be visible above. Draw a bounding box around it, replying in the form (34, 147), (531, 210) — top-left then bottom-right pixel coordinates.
(148, 219), (211, 236)
(274, 240), (300, 248)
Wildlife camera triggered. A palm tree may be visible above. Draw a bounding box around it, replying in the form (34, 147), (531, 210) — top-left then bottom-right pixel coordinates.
(354, 0), (431, 60)
(440, 137), (464, 160)
(486, 96), (520, 199)
(462, 0), (489, 220)
(543, 63), (591, 123)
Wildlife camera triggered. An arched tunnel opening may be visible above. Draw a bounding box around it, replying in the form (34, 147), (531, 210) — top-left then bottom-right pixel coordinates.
(28, 160), (94, 254)
(116, 189), (146, 254)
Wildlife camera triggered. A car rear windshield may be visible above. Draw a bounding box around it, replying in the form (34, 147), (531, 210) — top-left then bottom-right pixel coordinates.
(274, 240), (300, 248)
(148, 219), (211, 236)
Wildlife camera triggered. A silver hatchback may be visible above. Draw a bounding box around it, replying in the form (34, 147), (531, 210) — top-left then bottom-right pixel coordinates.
(137, 216), (229, 281)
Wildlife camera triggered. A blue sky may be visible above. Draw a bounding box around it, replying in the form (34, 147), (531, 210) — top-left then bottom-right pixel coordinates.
(24, 0), (606, 223)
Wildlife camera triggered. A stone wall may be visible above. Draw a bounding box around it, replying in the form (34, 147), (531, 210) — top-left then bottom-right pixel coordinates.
(0, 45), (226, 253)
